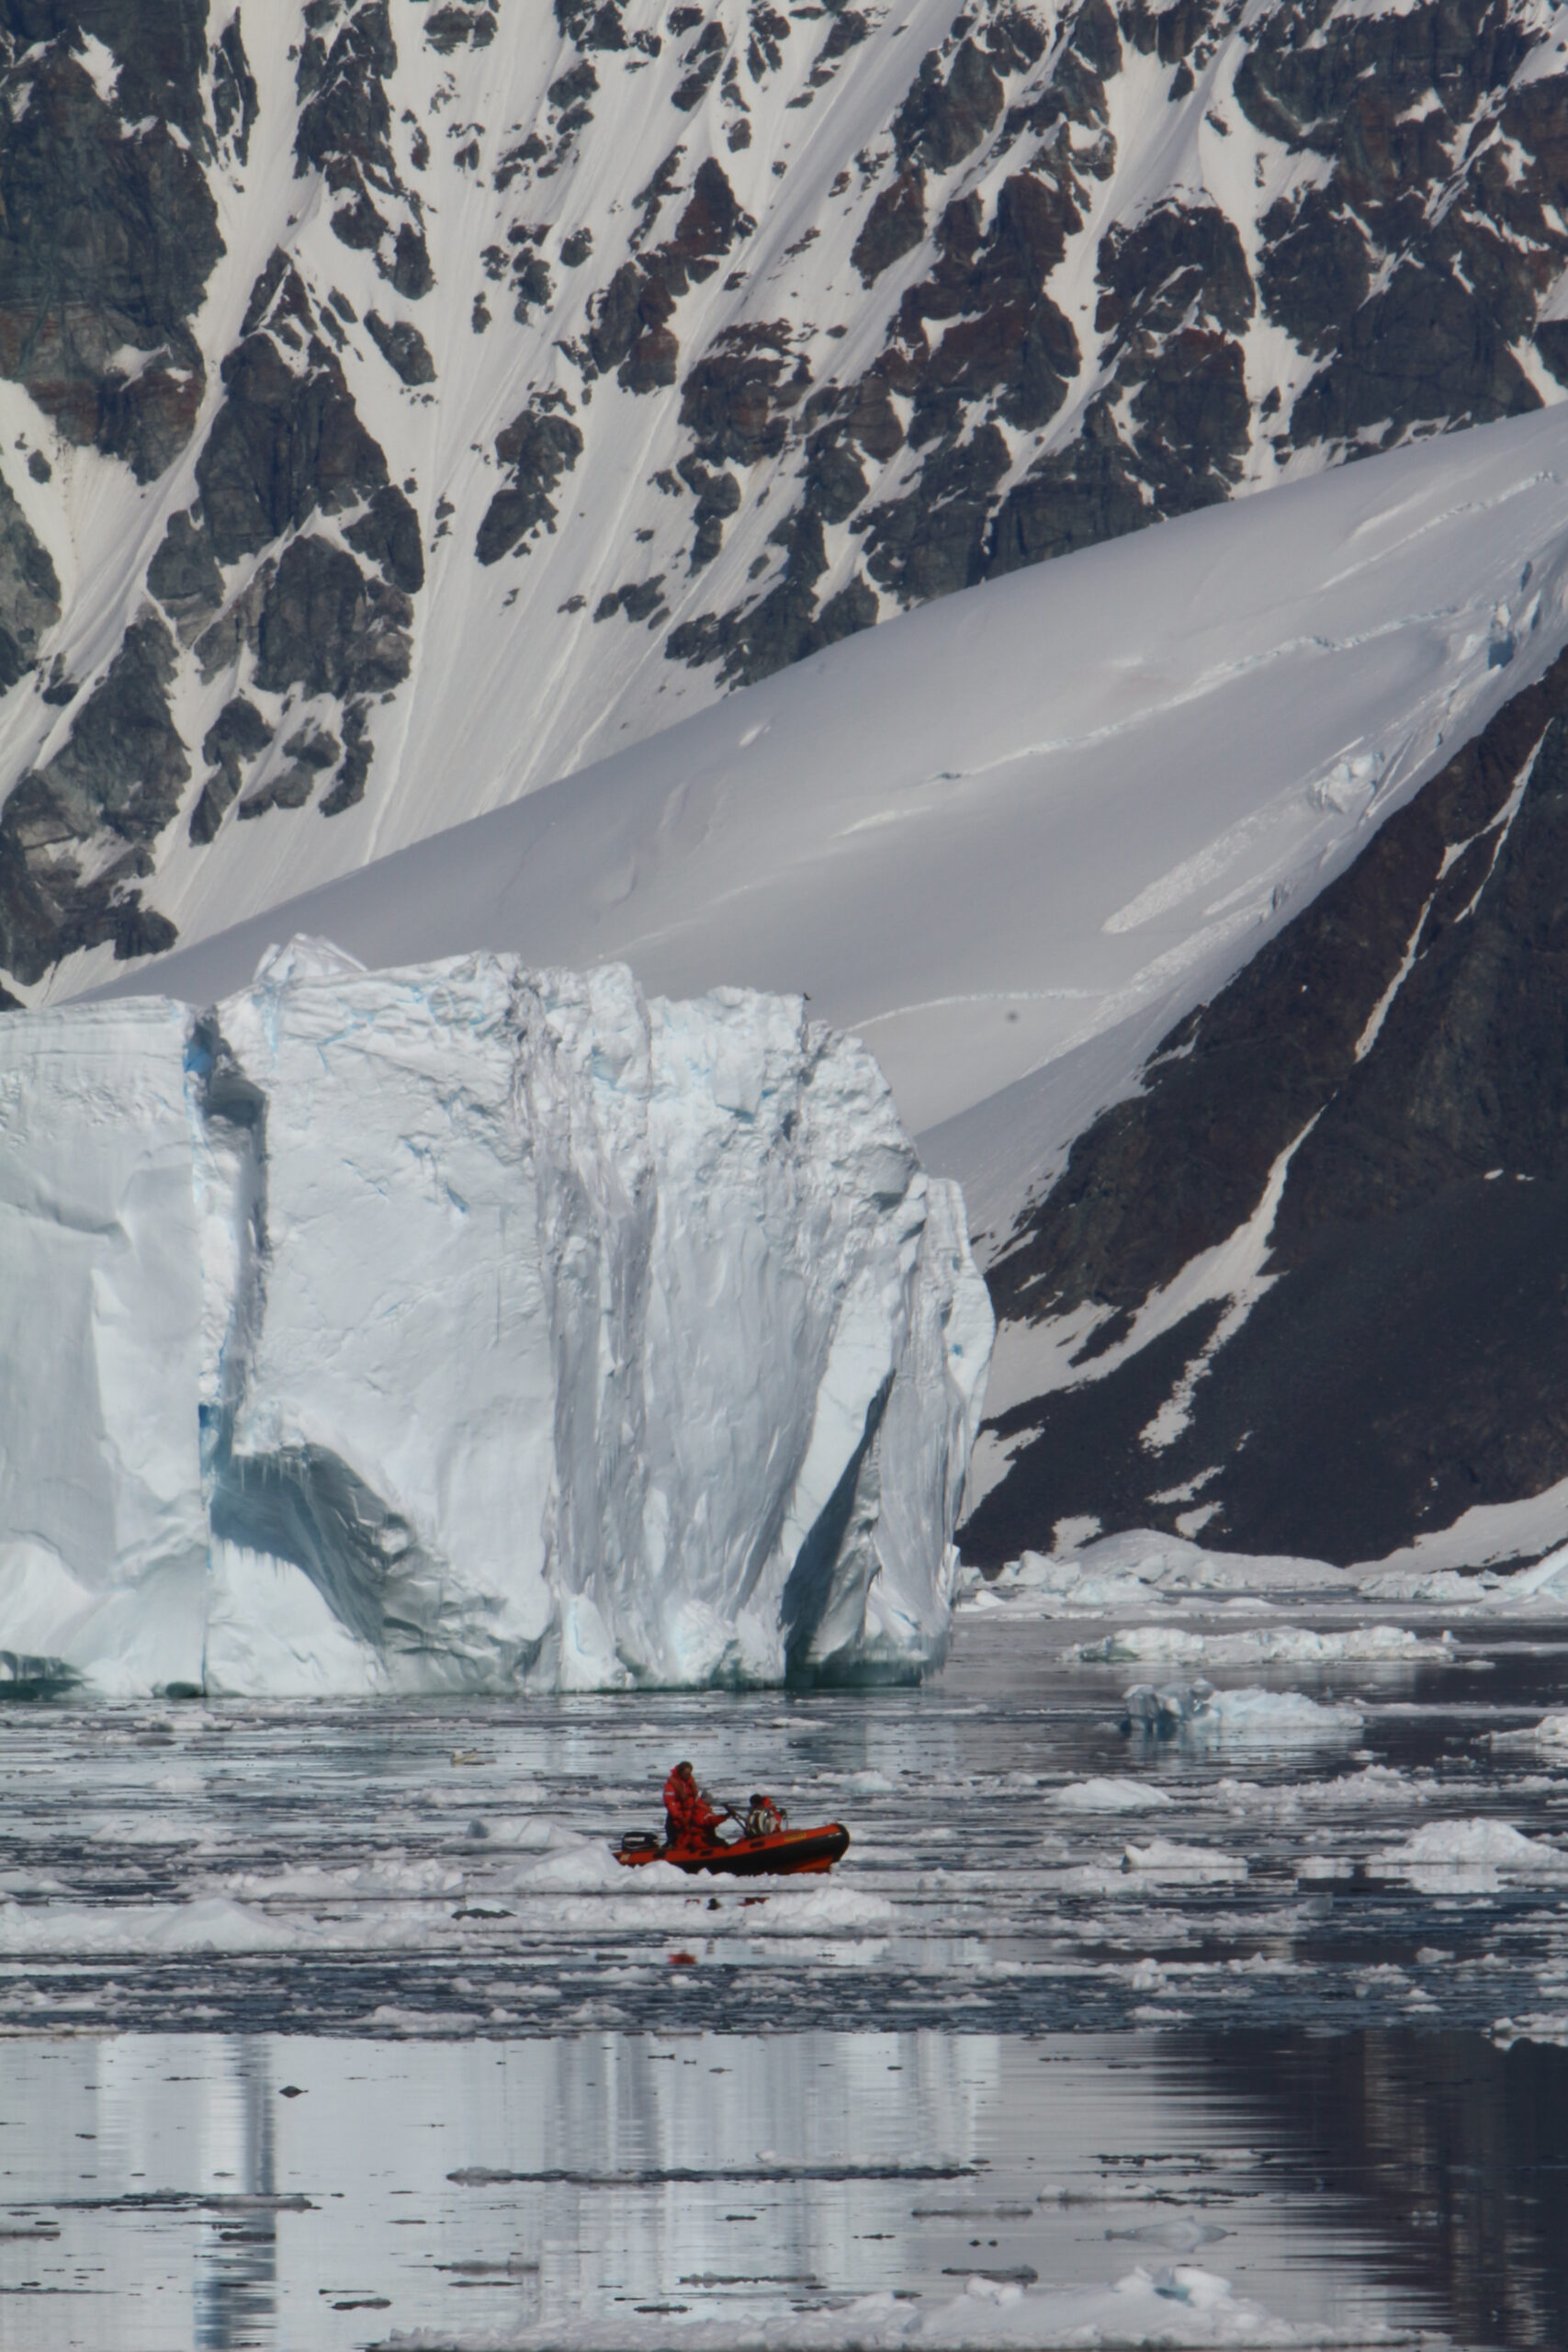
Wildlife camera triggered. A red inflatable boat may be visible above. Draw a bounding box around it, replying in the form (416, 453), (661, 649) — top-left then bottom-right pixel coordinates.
(614, 1823), (851, 1877)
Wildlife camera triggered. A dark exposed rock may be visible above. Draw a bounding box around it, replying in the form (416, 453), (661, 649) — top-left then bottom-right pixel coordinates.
(197, 308), (389, 565)
(237, 723), (339, 821)
(211, 13), (260, 163)
(987, 394), (1153, 575)
(1233, 0), (1548, 453)
(5, 0), (210, 130)
(680, 322), (808, 468)
(673, 21), (728, 112)
(584, 158), (754, 393)
(391, 223), (435, 300)
(189, 695), (271, 844)
(475, 401), (585, 564)
(147, 509), (223, 641)
(1291, 263), (1539, 451)
(511, 248), (555, 324)
(423, 5), (496, 52)
(253, 537), (413, 701)
(548, 61), (598, 114)
(892, 40), (1005, 175)
(6, 615), (187, 853)
(667, 504), (875, 688)
(1258, 191), (1371, 360)
(294, 1), (433, 300)
(971, 645), (1568, 1566)
(0, 615), (186, 982)
(554, 0), (629, 51)
(852, 169), (927, 288)
(0, 466), (62, 695)
(747, 1), (789, 80)
(344, 484), (425, 594)
(319, 699), (373, 818)
(0, 33), (221, 481)
(194, 561), (274, 686)
(886, 175), (1082, 448)
(678, 456), (742, 570)
(593, 576), (667, 624)
(560, 227), (594, 267)
(861, 423), (1010, 605)
(364, 311), (436, 385)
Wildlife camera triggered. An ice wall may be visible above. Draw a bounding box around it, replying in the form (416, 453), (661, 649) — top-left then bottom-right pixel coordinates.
(0, 943), (991, 1696)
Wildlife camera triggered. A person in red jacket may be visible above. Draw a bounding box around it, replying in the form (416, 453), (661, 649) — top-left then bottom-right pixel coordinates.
(664, 1761), (724, 1849)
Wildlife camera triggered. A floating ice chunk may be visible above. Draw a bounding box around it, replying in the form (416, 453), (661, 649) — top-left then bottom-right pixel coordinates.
(1373, 1817), (1568, 1893)
(1122, 1839), (1247, 1883)
(1197, 1687), (1366, 1742)
(1122, 1682), (1364, 1744)
(1492, 1711), (1568, 1752)
(1122, 1679), (1216, 1736)
(973, 1534), (1348, 1619)
(1110, 2219), (1231, 2251)
(1054, 1776), (1174, 1812)
(1077, 1623), (1448, 1667)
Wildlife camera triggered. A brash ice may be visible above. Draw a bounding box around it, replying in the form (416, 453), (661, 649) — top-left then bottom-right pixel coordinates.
(0, 940), (991, 1698)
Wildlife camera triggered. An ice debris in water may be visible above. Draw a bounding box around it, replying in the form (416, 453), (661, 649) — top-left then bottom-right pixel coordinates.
(1053, 1775), (1174, 1812)
(1372, 1818), (1568, 1893)
(1081, 1623), (1449, 1667)
(1122, 1682), (1365, 1744)
(376, 2258), (1340, 2345)
(0, 943), (991, 1697)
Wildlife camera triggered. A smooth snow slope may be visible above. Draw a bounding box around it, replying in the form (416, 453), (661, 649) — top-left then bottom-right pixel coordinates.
(2, 941), (989, 1698)
(103, 403), (1568, 1213)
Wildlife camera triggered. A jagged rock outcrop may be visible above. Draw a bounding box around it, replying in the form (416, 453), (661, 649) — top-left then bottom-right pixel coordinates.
(0, 616), (184, 983)
(0, 18), (220, 481)
(0, 466), (62, 694)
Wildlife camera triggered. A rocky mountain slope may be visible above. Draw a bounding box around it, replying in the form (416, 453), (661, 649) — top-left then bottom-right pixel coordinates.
(7, 0), (1568, 1003)
(966, 638), (1568, 1567)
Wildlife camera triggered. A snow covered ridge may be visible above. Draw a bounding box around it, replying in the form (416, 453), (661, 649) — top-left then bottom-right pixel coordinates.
(0, 940), (991, 1698)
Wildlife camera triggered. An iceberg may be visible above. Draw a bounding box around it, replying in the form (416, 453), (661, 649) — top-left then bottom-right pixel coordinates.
(0, 942), (991, 1697)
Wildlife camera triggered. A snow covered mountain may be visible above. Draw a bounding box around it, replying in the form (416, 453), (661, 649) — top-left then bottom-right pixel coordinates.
(8, 0), (1568, 1003)
(1, 939), (989, 1694)
(100, 399), (1568, 1572)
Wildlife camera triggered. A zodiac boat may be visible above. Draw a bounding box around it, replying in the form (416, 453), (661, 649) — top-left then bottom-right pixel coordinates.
(614, 1823), (851, 1877)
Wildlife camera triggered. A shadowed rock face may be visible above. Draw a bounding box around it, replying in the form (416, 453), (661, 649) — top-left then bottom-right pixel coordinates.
(0, 467), (62, 695)
(0, 617), (185, 984)
(969, 649), (1568, 1567)
(0, 19), (221, 482)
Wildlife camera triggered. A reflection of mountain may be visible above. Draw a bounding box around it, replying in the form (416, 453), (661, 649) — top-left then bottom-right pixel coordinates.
(1172, 2029), (1568, 2350)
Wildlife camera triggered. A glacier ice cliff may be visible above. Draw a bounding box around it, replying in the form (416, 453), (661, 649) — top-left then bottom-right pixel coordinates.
(0, 941), (991, 1697)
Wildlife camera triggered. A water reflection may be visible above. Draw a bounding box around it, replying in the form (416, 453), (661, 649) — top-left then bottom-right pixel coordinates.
(0, 2028), (1455, 2350)
(1177, 2029), (1568, 2348)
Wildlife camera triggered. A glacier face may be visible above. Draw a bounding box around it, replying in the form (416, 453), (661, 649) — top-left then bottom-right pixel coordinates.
(0, 942), (990, 1697)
